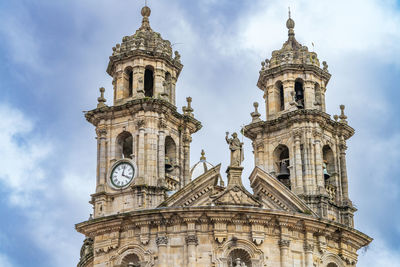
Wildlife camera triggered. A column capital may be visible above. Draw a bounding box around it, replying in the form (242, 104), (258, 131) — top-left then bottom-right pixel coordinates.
(156, 236), (168, 246)
(185, 235), (199, 246)
(278, 239), (291, 248)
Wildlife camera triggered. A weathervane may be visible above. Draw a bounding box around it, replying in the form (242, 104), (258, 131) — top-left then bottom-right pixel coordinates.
(288, 7), (291, 18)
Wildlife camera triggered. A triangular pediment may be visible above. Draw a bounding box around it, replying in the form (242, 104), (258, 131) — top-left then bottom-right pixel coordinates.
(159, 164), (223, 208)
(249, 166), (317, 216)
(212, 185), (262, 207)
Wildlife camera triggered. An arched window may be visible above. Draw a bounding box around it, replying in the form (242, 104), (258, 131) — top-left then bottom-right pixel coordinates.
(121, 253), (140, 267)
(327, 263), (338, 267)
(124, 67), (133, 97)
(165, 136), (176, 173)
(322, 145), (335, 180)
(295, 78), (304, 109)
(144, 67), (154, 97)
(273, 145), (291, 189)
(228, 248), (252, 267)
(116, 131), (133, 159)
(276, 81), (284, 111)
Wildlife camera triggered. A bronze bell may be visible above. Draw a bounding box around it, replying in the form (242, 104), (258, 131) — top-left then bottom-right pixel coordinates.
(277, 160), (290, 179)
(165, 156), (174, 172)
(323, 161), (331, 179)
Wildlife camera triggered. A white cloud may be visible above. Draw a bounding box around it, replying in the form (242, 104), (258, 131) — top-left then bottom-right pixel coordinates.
(0, 104), (51, 207)
(0, 253), (13, 267)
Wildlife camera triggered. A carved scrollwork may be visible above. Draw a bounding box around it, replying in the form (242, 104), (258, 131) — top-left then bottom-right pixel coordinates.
(96, 127), (107, 137)
(278, 239), (291, 248)
(155, 236), (168, 246)
(185, 235), (199, 246)
(136, 119), (145, 129)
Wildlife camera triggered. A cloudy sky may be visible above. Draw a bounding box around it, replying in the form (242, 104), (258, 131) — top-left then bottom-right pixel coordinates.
(0, 0), (399, 266)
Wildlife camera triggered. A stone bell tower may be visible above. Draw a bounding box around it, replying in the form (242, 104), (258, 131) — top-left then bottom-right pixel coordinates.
(244, 12), (356, 227)
(84, 5), (201, 218)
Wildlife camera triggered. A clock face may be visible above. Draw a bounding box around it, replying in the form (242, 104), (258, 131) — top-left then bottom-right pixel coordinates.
(110, 162), (135, 188)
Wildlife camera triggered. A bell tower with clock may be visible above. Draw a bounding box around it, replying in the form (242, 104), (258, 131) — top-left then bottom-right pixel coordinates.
(84, 5), (201, 218)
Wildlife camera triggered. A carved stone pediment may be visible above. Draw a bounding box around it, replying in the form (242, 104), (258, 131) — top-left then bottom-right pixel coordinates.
(212, 185), (262, 207)
(158, 164), (223, 208)
(249, 166), (317, 216)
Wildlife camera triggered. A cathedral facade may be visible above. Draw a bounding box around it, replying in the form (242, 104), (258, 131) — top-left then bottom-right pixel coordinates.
(76, 6), (371, 267)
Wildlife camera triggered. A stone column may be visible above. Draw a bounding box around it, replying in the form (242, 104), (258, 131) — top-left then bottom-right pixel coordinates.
(183, 131), (192, 186)
(268, 86), (279, 116)
(263, 88), (269, 120)
(339, 143), (349, 201)
(304, 81), (315, 109)
(314, 135), (324, 190)
(293, 131), (304, 194)
(283, 80), (294, 111)
(186, 235), (198, 267)
(96, 127), (107, 192)
(304, 243), (314, 267)
(137, 121), (145, 185)
(158, 129), (165, 181)
(171, 77), (177, 105)
(156, 236), (168, 267)
(115, 70), (125, 101)
(279, 239), (291, 267)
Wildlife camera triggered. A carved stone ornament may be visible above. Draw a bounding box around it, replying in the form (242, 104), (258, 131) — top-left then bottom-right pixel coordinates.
(304, 243), (314, 252)
(96, 127), (107, 137)
(136, 119), (145, 129)
(158, 119), (167, 129)
(185, 235), (199, 246)
(156, 236), (168, 246)
(278, 239), (291, 248)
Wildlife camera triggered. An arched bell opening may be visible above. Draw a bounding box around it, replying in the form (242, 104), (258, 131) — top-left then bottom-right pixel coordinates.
(124, 67), (134, 98)
(314, 82), (322, 108)
(275, 81), (284, 111)
(121, 253), (141, 267)
(294, 78), (304, 109)
(144, 66), (154, 97)
(165, 136), (176, 174)
(116, 131), (133, 159)
(322, 145), (335, 181)
(273, 145), (291, 189)
(228, 248), (252, 267)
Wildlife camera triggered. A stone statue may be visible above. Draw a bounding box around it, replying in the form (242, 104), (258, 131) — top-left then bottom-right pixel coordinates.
(233, 258), (247, 267)
(226, 132), (244, 167)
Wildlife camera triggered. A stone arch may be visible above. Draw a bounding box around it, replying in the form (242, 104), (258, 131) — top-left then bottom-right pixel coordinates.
(124, 66), (134, 97)
(214, 238), (266, 267)
(165, 136), (176, 173)
(321, 252), (345, 267)
(112, 244), (154, 267)
(144, 65), (154, 97)
(275, 80), (284, 111)
(116, 131), (133, 159)
(294, 78), (304, 109)
(273, 144), (291, 189)
(322, 145), (335, 178)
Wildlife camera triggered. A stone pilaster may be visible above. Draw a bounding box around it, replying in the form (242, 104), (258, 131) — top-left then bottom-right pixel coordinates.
(96, 127), (107, 192)
(339, 142), (349, 202)
(185, 235), (198, 267)
(183, 131), (192, 186)
(158, 129), (165, 181)
(293, 130), (304, 194)
(279, 239), (291, 267)
(156, 236), (168, 267)
(137, 122), (145, 185)
(314, 131), (324, 191)
(283, 80), (294, 111)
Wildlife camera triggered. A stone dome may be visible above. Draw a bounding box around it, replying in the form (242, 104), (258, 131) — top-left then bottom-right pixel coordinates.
(107, 5), (181, 76)
(190, 150), (214, 179)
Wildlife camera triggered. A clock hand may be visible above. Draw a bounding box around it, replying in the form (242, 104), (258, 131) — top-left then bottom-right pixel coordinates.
(122, 165), (126, 176)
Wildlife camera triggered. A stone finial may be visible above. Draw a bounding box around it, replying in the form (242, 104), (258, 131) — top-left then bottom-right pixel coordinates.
(183, 96), (194, 117)
(139, 5), (151, 30)
(174, 51), (181, 63)
(97, 87), (107, 108)
(251, 102), (261, 122)
(286, 7), (295, 37)
(261, 61), (265, 71)
(322, 61), (328, 71)
(339, 105), (348, 124)
(200, 149), (206, 161)
(333, 115), (339, 122)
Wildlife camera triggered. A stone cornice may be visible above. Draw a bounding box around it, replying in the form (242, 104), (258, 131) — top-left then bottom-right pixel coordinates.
(84, 97), (202, 134)
(75, 206), (372, 249)
(243, 109), (354, 140)
(107, 48), (183, 77)
(257, 63), (331, 89)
